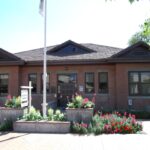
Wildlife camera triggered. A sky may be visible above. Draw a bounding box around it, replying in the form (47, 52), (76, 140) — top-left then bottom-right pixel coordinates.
(0, 0), (150, 53)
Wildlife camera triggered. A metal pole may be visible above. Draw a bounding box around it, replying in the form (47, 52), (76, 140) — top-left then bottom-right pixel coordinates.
(29, 81), (32, 113)
(43, 0), (47, 118)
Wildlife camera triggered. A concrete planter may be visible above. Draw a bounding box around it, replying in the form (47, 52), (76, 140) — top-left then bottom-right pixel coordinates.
(13, 120), (71, 133)
(66, 108), (93, 123)
(0, 107), (26, 123)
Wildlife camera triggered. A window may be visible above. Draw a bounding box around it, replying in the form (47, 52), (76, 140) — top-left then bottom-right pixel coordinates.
(0, 74), (9, 95)
(85, 72), (94, 93)
(99, 72), (108, 93)
(28, 74), (37, 93)
(129, 71), (150, 96)
(41, 73), (50, 93)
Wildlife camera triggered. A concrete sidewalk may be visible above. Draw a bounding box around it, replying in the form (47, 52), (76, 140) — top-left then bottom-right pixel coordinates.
(0, 121), (149, 150)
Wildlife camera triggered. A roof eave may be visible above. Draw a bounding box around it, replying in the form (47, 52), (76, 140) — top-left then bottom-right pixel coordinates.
(0, 60), (25, 66)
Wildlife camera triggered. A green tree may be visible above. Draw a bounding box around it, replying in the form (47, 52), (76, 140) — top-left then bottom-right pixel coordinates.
(128, 18), (150, 45)
(128, 0), (139, 3)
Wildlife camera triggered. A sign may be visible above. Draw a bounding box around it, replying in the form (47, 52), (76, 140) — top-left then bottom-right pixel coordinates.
(21, 89), (28, 107)
(20, 81), (33, 111)
(128, 99), (132, 106)
(79, 85), (84, 92)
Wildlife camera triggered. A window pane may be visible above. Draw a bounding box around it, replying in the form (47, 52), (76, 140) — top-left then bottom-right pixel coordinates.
(85, 83), (94, 93)
(99, 72), (108, 93)
(129, 84), (139, 95)
(85, 73), (94, 93)
(99, 72), (108, 82)
(86, 73), (94, 83)
(129, 72), (139, 82)
(141, 84), (150, 95)
(141, 72), (150, 83)
(58, 74), (76, 84)
(29, 74), (37, 93)
(0, 74), (9, 95)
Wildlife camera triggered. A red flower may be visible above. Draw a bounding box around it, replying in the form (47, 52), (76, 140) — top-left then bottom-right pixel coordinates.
(81, 123), (88, 128)
(124, 112), (127, 116)
(83, 98), (89, 104)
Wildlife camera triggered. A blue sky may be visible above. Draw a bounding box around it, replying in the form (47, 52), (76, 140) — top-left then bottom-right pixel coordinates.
(0, 0), (150, 53)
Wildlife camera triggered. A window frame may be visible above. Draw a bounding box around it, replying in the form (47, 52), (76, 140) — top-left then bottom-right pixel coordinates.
(98, 72), (108, 94)
(28, 73), (37, 94)
(128, 71), (150, 96)
(85, 72), (95, 94)
(0, 73), (9, 96)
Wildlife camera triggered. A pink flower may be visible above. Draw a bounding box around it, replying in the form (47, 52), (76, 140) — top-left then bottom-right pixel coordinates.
(124, 112), (127, 116)
(83, 98), (89, 104)
(6, 95), (12, 100)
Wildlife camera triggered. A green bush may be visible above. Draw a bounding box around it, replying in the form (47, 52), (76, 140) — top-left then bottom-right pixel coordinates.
(0, 120), (13, 131)
(23, 107), (42, 121)
(72, 122), (88, 134)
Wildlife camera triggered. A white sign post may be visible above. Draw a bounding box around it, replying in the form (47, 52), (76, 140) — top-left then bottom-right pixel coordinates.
(21, 81), (33, 112)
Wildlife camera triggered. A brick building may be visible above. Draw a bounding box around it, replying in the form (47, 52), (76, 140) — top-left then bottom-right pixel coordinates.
(0, 40), (150, 111)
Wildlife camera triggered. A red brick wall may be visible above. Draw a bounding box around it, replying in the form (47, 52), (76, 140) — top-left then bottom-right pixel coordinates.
(19, 64), (116, 110)
(2, 63), (150, 111)
(116, 63), (150, 111)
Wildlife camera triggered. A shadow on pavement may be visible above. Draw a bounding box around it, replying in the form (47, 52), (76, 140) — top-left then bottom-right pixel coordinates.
(0, 132), (29, 143)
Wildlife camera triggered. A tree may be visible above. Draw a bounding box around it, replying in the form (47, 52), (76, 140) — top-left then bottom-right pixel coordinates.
(128, 18), (150, 45)
(128, 0), (139, 3)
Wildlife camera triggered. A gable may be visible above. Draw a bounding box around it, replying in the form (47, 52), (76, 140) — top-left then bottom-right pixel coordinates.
(0, 48), (24, 65)
(47, 40), (95, 56)
(111, 41), (150, 59)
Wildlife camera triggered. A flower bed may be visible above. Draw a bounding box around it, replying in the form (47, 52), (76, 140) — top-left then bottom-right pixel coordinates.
(66, 94), (94, 123)
(72, 112), (143, 135)
(13, 120), (70, 133)
(0, 95), (26, 124)
(14, 107), (70, 133)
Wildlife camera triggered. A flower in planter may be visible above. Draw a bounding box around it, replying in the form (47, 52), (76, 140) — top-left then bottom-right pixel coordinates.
(67, 93), (95, 109)
(23, 107), (42, 121)
(47, 108), (65, 121)
(5, 95), (21, 108)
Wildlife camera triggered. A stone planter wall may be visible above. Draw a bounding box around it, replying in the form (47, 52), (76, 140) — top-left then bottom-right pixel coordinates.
(0, 107), (26, 123)
(13, 120), (71, 133)
(66, 108), (93, 123)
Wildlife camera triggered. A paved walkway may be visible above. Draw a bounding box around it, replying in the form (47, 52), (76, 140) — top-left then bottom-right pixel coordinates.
(0, 121), (150, 150)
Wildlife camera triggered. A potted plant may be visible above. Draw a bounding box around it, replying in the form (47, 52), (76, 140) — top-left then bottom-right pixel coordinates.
(0, 95), (26, 124)
(13, 107), (71, 133)
(66, 93), (95, 123)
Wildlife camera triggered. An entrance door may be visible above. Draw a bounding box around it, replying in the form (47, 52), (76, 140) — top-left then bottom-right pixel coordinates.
(57, 73), (77, 107)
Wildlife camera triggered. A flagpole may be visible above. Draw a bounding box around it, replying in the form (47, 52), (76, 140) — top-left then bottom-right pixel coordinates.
(43, 0), (47, 118)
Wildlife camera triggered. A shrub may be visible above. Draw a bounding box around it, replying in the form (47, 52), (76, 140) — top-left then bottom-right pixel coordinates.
(67, 93), (95, 109)
(23, 107), (42, 121)
(47, 108), (65, 121)
(72, 122), (88, 134)
(71, 112), (143, 135)
(5, 95), (21, 108)
(0, 120), (13, 131)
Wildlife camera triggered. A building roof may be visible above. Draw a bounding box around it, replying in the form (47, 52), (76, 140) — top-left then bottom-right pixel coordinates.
(0, 48), (24, 65)
(15, 40), (122, 64)
(14, 40), (150, 65)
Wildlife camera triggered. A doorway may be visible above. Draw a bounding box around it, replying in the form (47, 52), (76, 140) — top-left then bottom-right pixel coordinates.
(57, 73), (77, 108)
